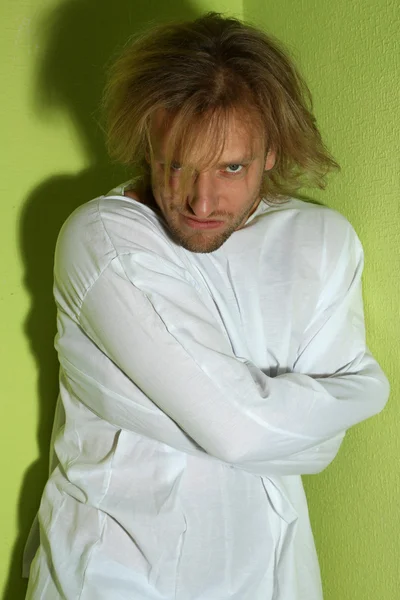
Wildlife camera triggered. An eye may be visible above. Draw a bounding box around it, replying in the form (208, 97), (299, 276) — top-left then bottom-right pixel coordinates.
(225, 164), (244, 174)
(170, 161), (182, 172)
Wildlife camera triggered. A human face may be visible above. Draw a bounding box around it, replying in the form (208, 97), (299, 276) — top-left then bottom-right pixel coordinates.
(148, 109), (275, 253)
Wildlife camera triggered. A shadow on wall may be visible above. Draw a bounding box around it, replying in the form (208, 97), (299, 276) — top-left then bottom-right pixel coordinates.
(5, 1), (199, 598)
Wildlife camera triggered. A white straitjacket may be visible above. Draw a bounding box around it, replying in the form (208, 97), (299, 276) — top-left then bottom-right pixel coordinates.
(25, 181), (389, 599)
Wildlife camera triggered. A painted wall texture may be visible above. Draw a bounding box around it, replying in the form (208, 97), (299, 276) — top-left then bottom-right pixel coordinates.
(243, 1), (399, 599)
(1, 0), (398, 599)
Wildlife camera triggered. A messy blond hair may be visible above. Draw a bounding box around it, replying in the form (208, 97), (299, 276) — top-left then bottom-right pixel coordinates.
(102, 12), (339, 201)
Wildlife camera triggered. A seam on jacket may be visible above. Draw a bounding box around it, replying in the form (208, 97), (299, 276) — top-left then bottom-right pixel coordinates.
(61, 370), (83, 470)
(38, 494), (68, 599)
(294, 222), (364, 365)
(78, 199), (118, 310)
(77, 432), (121, 599)
(77, 510), (108, 600)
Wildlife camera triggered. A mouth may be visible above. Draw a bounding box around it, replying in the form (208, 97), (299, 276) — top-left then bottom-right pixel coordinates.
(181, 215), (225, 230)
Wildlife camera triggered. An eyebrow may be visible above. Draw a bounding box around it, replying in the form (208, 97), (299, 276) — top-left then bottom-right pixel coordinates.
(155, 155), (255, 167)
(217, 157), (255, 168)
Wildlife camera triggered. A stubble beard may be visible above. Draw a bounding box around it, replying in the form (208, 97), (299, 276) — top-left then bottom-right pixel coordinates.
(164, 195), (260, 253)
(155, 181), (262, 253)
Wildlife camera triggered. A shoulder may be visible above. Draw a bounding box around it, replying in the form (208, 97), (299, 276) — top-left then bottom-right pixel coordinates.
(265, 197), (352, 231)
(54, 192), (178, 317)
(257, 198), (363, 284)
(263, 197), (360, 252)
(56, 193), (173, 267)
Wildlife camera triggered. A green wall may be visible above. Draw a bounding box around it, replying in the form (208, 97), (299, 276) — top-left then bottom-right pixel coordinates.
(243, 1), (399, 599)
(1, 0), (398, 599)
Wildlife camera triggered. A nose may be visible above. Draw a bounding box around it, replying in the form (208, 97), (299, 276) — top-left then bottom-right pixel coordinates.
(187, 170), (218, 218)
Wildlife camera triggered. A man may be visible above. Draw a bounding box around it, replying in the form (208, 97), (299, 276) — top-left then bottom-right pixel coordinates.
(25, 12), (389, 600)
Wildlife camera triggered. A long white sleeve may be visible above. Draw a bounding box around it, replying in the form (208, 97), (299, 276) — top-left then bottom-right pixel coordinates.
(56, 201), (389, 476)
(27, 194), (389, 600)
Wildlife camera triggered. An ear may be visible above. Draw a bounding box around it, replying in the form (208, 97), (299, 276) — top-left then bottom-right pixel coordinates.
(264, 149), (276, 171)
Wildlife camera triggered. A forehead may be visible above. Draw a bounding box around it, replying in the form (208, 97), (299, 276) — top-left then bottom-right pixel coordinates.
(149, 107), (264, 161)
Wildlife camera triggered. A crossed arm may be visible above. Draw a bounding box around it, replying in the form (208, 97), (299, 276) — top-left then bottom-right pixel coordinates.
(58, 215), (389, 477)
